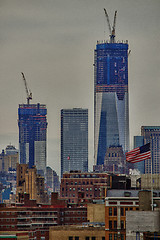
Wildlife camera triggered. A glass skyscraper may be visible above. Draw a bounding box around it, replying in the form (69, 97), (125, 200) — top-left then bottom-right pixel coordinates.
(141, 126), (160, 174)
(61, 108), (88, 177)
(94, 40), (129, 165)
(18, 103), (47, 176)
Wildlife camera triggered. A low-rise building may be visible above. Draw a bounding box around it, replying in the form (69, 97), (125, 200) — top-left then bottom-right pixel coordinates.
(105, 190), (139, 240)
(60, 171), (110, 205)
(0, 193), (87, 239)
(49, 224), (105, 240)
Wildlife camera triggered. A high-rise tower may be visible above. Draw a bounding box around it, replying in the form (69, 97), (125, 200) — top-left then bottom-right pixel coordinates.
(18, 103), (47, 176)
(141, 126), (160, 174)
(94, 10), (129, 165)
(61, 108), (88, 177)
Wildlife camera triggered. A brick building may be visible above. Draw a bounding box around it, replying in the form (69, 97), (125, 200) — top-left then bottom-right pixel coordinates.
(0, 193), (87, 240)
(60, 171), (110, 205)
(105, 190), (139, 240)
(60, 171), (132, 206)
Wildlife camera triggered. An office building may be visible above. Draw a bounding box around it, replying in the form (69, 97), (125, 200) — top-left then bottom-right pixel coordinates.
(61, 108), (88, 177)
(94, 14), (129, 165)
(18, 103), (47, 176)
(141, 126), (160, 174)
(0, 145), (19, 173)
(46, 166), (60, 193)
(16, 163), (48, 204)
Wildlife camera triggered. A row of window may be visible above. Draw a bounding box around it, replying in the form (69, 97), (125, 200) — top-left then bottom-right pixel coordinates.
(109, 220), (124, 229)
(109, 207), (138, 216)
(109, 233), (124, 240)
(63, 174), (107, 178)
(62, 187), (101, 191)
(68, 237), (105, 240)
(64, 211), (86, 215)
(0, 218), (15, 222)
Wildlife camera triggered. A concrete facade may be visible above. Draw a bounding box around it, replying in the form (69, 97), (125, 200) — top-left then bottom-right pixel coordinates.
(87, 203), (105, 223)
(126, 211), (160, 240)
(141, 174), (160, 190)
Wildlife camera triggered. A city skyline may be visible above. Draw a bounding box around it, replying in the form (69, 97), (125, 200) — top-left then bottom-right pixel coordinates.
(0, 0), (160, 176)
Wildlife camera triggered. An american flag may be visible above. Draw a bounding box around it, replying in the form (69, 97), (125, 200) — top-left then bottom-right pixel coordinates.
(126, 143), (151, 163)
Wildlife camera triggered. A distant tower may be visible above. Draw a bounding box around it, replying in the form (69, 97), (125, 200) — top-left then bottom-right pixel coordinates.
(141, 126), (160, 174)
(18, 103), (47, 176)
(104, 146), (126, 174)
(61, 108), (88, 177)
(94, 10), (129, 165)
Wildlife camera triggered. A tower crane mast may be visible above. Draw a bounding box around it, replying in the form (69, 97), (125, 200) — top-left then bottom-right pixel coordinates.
(21, 72), (32, 105)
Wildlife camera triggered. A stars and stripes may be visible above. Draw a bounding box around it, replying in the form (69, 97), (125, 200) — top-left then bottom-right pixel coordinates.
(125, 143), (151, 163)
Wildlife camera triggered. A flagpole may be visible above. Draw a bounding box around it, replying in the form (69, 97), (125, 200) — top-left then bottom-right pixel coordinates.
(151, 137), (153, 211)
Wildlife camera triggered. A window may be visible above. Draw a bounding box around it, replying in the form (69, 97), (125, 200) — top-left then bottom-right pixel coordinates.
(125, 207), (128, 213)
(121, 207), (124, 216)
(75, 237), (79, 240)
(109, 220), (112, 229)
(121, 220), (124, 229)
(85, 237), (89, 240)
(109, 234), (112, 240)
(92, 237), (96, 240)
(102, 237), (105, 240)
(121, 234), (124, 240)
(114, 221), (117, 229)
(109, 207), (112, 216)
(114, 207), (117, 216)
(68, 237), (73, 240)
(114, 234), (117, 240)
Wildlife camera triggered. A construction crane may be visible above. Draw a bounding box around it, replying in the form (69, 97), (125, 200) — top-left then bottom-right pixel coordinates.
(104, 8), (117, 43)
(21, 72), (32, 104)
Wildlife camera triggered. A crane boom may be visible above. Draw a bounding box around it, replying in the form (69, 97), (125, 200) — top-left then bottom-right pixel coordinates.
(104, 8), (112, 35)
(104, 9), (117, 43)
(21, 72), (32, 105)
(112, 10), (117, 37)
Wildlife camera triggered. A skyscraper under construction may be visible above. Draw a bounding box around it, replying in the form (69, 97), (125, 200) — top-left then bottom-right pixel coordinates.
(18, 103), (47, 176)
(18, 73), (47, 176)
(94, 10), (129, 165)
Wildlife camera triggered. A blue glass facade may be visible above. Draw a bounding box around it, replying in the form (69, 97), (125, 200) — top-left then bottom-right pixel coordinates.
(61, 108), (88, 177)
(94, 41), (129, 165)
(18, 103), (47, 176)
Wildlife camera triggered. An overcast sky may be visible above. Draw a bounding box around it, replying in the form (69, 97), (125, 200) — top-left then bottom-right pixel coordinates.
(0, 0), (160, 176)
